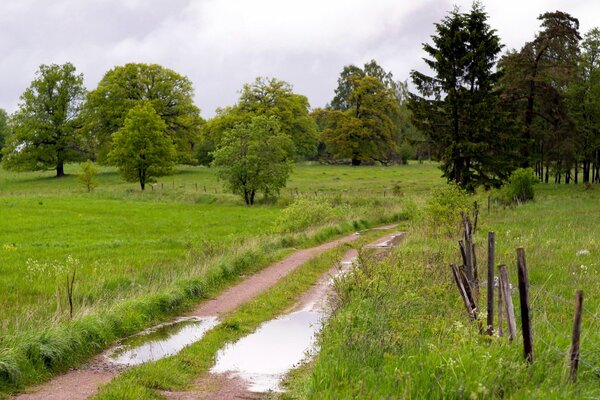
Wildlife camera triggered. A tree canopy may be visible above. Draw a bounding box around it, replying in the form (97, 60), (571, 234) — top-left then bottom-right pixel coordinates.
(211, 115), (294, 205)
(83, 63), (203, 164)
(410, 3), (514, 189)
(0, 108), (8, 161)
(2, 63), (86, 177)
(108, 103), (176, 190)
(199, 77), (317, 164)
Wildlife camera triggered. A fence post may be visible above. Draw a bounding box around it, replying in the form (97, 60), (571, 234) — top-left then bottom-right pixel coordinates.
(497, 275), (503, 337)
(487, 232), (495, 335)
(487, 194), (491, 215)
(499, 264), (517, 341)
(569, 290), (584, 382)
(451, 264), (477, 321)
(517, 248), (534, 363)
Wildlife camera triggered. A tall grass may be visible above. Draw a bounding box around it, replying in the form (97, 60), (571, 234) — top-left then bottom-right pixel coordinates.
(283, 184), (600, 399)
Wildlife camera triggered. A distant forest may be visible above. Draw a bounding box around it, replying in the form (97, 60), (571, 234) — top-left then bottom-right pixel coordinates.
(0, 2), (598, 191)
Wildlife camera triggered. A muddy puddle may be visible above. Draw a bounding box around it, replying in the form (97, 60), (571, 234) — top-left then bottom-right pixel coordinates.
(107, 316), (218, 366)
(211, 309), (324, 392)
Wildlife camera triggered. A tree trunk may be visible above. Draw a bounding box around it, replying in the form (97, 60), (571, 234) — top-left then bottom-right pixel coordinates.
(351, 158), (361, 166)
(56, 161), (65, 178)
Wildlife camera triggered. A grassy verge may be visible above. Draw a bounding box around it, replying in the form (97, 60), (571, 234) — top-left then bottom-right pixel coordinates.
(92, 229), (395, 399)
(282, 184), (600, 399)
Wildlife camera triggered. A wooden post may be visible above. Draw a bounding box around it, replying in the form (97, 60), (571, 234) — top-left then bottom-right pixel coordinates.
(203, 184), (206, 192)
(517, 248), (534, 363)
(161, 183), (164, 190)
(497, 277), (504, 337)
(458, 240), (473, 284)
(472, 242), (479, 292)
(473, 201), (479, 234)
(486, 232), (495, 335)
(451, 264), (477, 321)
(487, 194), (491, 215)
(195, 183), (198, 192)
(499, 264), (517, 341)
(569, 290), (584, 382)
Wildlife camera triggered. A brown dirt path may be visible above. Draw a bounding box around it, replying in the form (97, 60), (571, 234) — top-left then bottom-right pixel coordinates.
(13, 230), (366, 400)
(163, 232), (405, 400)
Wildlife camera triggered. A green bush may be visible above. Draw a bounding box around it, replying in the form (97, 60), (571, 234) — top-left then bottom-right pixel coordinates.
(273, 197), (347, 233)
(502, 168), (537, 204)
(423, 183), (470, 236)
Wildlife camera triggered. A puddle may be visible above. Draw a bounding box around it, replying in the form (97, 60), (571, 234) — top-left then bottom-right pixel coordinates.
(107, 316), (218, 366)
(211, 310), (324, 392)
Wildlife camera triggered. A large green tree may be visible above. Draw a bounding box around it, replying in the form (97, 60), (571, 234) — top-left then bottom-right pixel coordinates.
(498, 11), (580, 181)
(200, 77), (317, 164)
(108, 103), (176, 190)
(2, 63), (86, 177)
(211, 116), (294, 205)
(410, 3), (512, 189)
(322, 75), (401, 165)
(83, 63), (203, 164)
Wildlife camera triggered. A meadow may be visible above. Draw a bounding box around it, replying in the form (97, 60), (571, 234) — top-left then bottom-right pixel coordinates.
(283, 181), (600, 398)
(0, 162), (441, 393)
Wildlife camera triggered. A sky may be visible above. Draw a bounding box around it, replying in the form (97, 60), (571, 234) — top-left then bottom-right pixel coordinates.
(1, 0), (599, 118)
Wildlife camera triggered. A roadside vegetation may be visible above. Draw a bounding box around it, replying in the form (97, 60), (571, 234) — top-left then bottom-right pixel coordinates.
(282, 183), (600, 399)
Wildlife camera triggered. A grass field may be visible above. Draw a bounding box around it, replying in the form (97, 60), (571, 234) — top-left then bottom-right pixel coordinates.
(0, 161), (442, 394)
(283, 183), (600, 398)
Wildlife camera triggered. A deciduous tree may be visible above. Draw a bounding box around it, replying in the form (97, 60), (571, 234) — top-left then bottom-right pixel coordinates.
(2, 63), (86, 177)
(83, 63), (203, 164)
(108, 103), (176, 190)
(211, 116), (294, 205)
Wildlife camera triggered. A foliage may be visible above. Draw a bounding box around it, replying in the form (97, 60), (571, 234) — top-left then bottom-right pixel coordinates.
(499, 11), (581, 181)
(501, 167), (537, 204)
(78, 160), (99, 193)
(0, 108), (8, 160)
(322, 75), (401, 165)
(1, 63), (86, 177)
(423, 183), (470, 235)
(410, 3), (517, 190)
(83, 63), (203, 164)
(108, 103), (176, 190)
(200, 77), (318, 163)
(273, 197), (347, 233)
(211, 116), (295, 205)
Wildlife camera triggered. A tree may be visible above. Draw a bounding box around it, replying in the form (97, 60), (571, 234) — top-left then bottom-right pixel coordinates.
(410, 3), (512, 189)
(78, 160), (99, 193)
(2, 63), (86, 177)
(200, 77), (317, 164)
(0, 108), (8, 161)
(211, 116), (294, 205)
(83, 63), (203, 164)
(499, 11), (581, 179)
(108, 103), (176, 190)
(322, 75), (401, 165)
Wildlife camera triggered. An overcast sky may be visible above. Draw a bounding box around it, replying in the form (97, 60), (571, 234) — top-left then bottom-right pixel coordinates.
(1, 0), (599, 118)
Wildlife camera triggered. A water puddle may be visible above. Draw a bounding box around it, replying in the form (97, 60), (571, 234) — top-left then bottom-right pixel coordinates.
(211, 310), (324, 392)
(107, 316), (218, 366)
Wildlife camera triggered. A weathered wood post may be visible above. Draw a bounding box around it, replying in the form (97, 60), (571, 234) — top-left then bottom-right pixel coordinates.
(497, 276), (503, 337)
(517, 248), (533, 363)
(451, 264), (477, 321)
(569, 290), (584, 382)
(499, 264), (516, 341)
(487, 232), (495, 335)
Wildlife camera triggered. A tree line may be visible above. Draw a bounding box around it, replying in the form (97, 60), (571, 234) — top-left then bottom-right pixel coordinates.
(1, 2), (598, 203)
(410, 2), (600, 190)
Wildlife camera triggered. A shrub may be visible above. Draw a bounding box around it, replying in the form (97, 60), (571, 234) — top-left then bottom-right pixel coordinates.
(78, 160), (99, 193)
(423, 183), (470, 236)
(502, 168), (537, 204)
(274, 198), (342, 233)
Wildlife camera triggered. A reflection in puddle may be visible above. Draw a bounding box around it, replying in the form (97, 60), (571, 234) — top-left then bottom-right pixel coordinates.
(212, 310), (324, 392)
(107, 316), (218, 366)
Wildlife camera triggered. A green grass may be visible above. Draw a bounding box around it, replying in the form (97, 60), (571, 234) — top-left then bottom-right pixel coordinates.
(0, 161), (442, 395)
(283, 183), (600, 399)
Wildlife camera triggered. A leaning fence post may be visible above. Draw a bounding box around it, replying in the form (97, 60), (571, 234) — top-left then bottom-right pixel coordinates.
(451, 264), (477, 321)
(569, 290), (584, 382)
(497, 275), (503, 337)
(499, 264), (516, 341)
(487, 232), (495, 335)
(517, 248), (534, 363)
